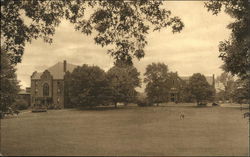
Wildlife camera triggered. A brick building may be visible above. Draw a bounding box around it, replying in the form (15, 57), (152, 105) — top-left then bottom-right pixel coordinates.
(168, 73), (215, 102)
(30, 60), (77, 109)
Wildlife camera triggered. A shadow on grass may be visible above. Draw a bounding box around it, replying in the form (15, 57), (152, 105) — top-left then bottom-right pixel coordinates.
(74, 105), (138, 111)
(66, 102), (248, 112)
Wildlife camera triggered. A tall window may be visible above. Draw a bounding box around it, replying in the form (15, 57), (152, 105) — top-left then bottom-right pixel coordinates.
(57, 82), (61, 94)
(43, 83), (49, 96)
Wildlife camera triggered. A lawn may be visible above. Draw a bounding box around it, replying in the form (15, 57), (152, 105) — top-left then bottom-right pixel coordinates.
(0, 105), (249, 156)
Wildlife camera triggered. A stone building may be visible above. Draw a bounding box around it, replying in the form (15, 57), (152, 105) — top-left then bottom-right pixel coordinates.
(30, 60), (77, 109)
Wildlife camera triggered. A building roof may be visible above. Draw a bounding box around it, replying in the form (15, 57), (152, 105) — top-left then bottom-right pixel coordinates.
(31, 61), (78, 80)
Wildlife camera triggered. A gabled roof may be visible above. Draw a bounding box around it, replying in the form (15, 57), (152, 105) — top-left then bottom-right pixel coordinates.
(31, 61), (78, 80)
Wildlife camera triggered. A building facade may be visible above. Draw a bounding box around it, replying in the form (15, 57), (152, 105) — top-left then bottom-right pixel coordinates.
(168, 73), (215, 102)
(30, 60), (77, 109)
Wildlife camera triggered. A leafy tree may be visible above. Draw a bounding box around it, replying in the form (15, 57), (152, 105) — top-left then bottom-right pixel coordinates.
(14, 98), (29, 110)
(188, 73), (215, 105)
(181, 84), (196, 103)
(216, 72), (236, 101)
(0, 48), (20, 112)
(65, 65), (112, 108)
(144, 63), (170, 106)
(1, 0), (184, 64)
(106, 63), (141, 107)
(205, 0), (250, 78)
(232, 76), (250, 104)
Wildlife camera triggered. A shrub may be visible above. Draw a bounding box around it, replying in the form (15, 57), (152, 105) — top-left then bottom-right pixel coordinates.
(197, 102), (207, 107)
(15, 99), (29, 110)
(137, 99), (153, 107)
(212, 102), (219, 106)
(0, 111), (4, 119)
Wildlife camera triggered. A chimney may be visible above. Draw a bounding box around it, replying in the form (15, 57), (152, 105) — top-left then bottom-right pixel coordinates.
(63, 60), (67, 73)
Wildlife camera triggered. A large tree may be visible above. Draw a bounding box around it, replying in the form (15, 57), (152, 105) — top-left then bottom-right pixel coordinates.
(216, 72), (236, 101)
(106, 63), (141, 107)
(232, 77), (250, 104)
(144, 63), (170, 106)
(65, 65), (112, 108)
(205, 0), (250, 78)
(1, 0), (184, 65)
(188, 73), (215, 105)
(0, 48), (20, 112)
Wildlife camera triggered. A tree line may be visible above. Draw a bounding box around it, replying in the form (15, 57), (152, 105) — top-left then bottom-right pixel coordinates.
(63, 62), (216, 108)
(64, 62), (140, 108)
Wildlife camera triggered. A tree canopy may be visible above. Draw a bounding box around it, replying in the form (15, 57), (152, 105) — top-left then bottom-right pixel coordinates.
(144, 63), (170, 105)
(64, 64), (112, 107)
(188, 73), (215, 104)
(0, 49), (20, 112)
(232, 77), (250, 104)
(216, 72), (236, 101)
(1, 0), (184, 65)
(106, 63), (141, 106)
(205, 0), (250, 78)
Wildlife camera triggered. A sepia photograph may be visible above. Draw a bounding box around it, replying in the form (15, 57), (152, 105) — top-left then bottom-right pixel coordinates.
(0, 0), (249, 156)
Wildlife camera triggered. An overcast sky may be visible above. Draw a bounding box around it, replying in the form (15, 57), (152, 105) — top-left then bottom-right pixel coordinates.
(16, 1), (233, 91)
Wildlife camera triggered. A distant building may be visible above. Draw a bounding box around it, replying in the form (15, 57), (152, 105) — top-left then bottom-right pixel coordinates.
(168, 73), (215, 102)
(30, 60), (216, 107)
(30, 60), (77, 109)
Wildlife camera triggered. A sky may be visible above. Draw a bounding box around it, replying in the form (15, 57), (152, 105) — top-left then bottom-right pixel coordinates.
(16, 1), (233, 91)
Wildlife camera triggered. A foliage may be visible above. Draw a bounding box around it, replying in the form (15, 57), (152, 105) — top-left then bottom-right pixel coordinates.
(205, 0), (250, 78)
(144, 63), (170, 105)
(197, 102), (207, 107)
(232, 76), (250, 104)
(137, 99), (153, 107)
(64, 65), (112, 107)
(181, 83), (196, 103)
(0, 49), (20, 112)
(106, 63), (141, 106)
(188, 73), (215, 104)
(14, 98), (29, 110)
(215, 72), (236, 101)
(1, 0), (184, 65)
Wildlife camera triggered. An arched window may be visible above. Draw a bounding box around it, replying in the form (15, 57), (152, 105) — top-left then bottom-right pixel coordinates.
(43, 83), (49, 96)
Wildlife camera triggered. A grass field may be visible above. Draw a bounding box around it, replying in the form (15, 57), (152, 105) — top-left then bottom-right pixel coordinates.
(1, 105), (249, 156)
